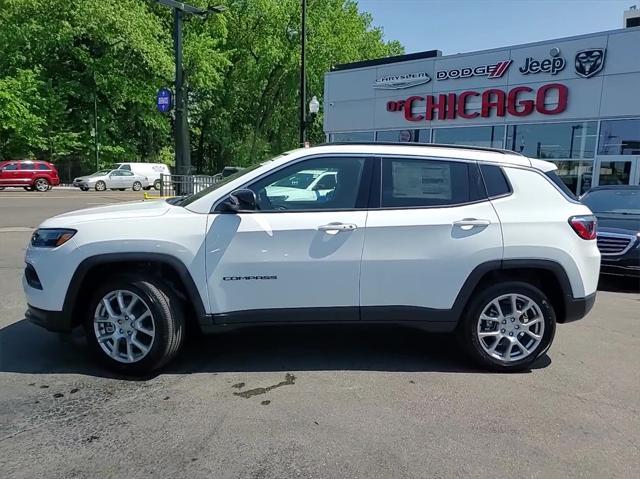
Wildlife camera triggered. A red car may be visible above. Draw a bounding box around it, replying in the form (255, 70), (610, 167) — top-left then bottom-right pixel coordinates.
(0, 160), (60, 192)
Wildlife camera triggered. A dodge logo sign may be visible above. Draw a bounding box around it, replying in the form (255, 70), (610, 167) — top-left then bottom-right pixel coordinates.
(436, 60), (512, 80)
(575, 48), (606, 78)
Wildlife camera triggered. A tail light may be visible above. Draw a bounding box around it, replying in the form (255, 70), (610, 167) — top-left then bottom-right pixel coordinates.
(568, 215), (597, 240)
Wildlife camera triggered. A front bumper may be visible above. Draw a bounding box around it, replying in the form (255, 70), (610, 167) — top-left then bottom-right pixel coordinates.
(561, 292), (597, 323)
(26, 304), (72, 333)
(600, 248), (640, 277)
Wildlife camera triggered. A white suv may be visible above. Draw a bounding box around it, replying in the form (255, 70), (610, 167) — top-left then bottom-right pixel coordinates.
(23, 144), (600, 374)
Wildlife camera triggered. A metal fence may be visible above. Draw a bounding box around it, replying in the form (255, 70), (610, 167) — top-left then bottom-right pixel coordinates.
(159, 174), (221, 197)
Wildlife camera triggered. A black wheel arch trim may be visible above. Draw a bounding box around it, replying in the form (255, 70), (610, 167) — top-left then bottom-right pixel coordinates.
(63, 252), (207, 327)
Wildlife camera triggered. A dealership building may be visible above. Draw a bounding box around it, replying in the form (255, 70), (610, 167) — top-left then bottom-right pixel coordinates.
(323, 24), (640, 195)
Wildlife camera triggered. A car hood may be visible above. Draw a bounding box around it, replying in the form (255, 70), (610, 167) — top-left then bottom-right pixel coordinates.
(595, 213), (640, 234)
(40, 200), (171, 228)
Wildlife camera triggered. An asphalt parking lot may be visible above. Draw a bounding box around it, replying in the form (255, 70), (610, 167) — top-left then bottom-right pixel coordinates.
(1, 189), (639, 478)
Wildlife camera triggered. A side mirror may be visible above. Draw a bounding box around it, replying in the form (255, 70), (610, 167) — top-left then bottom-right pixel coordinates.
(219, 189), (257, 213)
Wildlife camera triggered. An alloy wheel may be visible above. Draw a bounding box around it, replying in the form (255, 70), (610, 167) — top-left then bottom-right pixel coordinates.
(93, 290), (156, 364)
(476, 293), (545, 362)
(34, 179), (49, 192)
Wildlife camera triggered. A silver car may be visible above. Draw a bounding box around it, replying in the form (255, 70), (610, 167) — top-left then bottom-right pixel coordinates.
(73, 169), (150, 192)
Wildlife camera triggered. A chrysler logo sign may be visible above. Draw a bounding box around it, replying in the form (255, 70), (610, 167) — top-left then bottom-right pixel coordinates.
(575, 48), (606, 78)
(373, 71), (431, 90)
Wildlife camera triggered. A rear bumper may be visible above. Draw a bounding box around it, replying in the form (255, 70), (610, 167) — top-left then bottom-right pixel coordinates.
(561, 292), (597, 323)
(26, 304), (72, 333)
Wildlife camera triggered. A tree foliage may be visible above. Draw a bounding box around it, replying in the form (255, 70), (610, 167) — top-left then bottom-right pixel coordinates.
(0, 0), (402, 175)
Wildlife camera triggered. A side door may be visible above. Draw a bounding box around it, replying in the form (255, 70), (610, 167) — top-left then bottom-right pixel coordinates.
(360, 156), (503, 321)
(18, 162), (36, 186)
(119, 170), (135, 188)
(0, 162), (20, 186)
(107, 170), (122, 188)
(205, 155), (372, 322)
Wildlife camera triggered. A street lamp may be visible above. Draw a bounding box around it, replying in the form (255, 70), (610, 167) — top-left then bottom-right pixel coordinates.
(302, 95), (320, 146)
(153, 0), (226, 176)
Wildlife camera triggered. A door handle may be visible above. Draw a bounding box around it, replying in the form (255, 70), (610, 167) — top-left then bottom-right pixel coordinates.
(317, 223), (358, 234)
(453, 218), (491, 230)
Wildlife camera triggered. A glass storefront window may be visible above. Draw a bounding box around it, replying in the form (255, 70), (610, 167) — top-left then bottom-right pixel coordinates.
(416, 129), (431, 143)
(598, 119), (640, 155)
(433, 126), (505, 148)
(553, 160), (593, 196)
(376, 129), (417, 142)
(506, 121), (597, 159)
(330, 131), (374, 142)
(597, 161), (632, 185)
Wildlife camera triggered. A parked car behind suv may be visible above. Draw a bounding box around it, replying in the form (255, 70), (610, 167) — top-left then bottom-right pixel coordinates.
(73, 169), (149, 191)
(24, 143), (600, 374)
(0, 160), (60, 191)
(581, 185), (640, 277)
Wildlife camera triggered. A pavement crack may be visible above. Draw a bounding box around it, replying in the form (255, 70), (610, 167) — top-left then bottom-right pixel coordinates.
(233, 373), (296, 399)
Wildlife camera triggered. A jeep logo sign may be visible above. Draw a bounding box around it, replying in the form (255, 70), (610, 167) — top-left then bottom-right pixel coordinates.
(519, 53), (566, 75)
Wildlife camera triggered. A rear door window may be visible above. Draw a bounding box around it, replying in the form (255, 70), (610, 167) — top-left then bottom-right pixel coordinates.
(480, 164), (512, 198)
(37, 163), (51, 171)
(545, 170), (577, 200)
(381, 157), (485, 208)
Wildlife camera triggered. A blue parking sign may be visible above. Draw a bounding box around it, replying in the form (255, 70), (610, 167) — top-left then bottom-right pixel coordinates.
(157, 88), (172, 113)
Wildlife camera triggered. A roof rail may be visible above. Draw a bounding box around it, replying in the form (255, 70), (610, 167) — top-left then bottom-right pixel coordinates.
(319, 141), (524, 156)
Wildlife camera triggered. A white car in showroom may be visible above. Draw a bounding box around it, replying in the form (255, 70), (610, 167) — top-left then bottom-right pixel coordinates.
(25, 143), (599, 374)
(73, 169), (150, 192)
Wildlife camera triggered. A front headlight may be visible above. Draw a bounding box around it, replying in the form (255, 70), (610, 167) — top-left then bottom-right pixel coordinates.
(31, 229), (77, 248)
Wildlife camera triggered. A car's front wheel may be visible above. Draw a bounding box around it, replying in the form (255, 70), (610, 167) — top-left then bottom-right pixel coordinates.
(95, 181), (106, 191)
(458, 282), (556, 372)
(153, 179), (162, 190)
(84, 275), (185, 374)
(80, 187), (89, 191)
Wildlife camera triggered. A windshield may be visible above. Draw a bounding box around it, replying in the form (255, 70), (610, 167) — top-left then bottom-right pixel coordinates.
(582, 189), (640, 215)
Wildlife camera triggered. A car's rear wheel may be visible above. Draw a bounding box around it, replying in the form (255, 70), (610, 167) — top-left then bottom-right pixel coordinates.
(95, 181), (106, 191)
(153, 179), (161, 190)
(34, 178), (50, 192)
(132, 182), (142, 191)
(458, 282), (555, 372)
(84, 275), (185, 374)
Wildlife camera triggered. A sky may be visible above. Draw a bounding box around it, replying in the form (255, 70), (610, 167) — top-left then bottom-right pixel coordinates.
(357, 0), (635, 55)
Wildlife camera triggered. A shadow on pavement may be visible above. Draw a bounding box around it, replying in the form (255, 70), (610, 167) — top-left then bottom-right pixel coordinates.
(0, 319), (551, 379)
(598, 275), (640, 294)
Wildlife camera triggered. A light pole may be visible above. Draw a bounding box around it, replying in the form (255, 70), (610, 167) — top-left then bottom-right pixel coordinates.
(299, 0), (307, 146)
(154, 0), (225, 175)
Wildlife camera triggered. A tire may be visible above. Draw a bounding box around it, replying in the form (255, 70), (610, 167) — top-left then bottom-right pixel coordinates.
(23, 186), (34, 191)
(84, 274), (185, 374)
(80, 187), (89, 191)
(132, 182), (142, 191)
(118, 188), (126, 191)
(34, 178), (50, 192)
(95, 181), (106, 191)
(143, 186), (152, 191)
(457, 281), (556, 372)
(153, 180), (161, 190)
